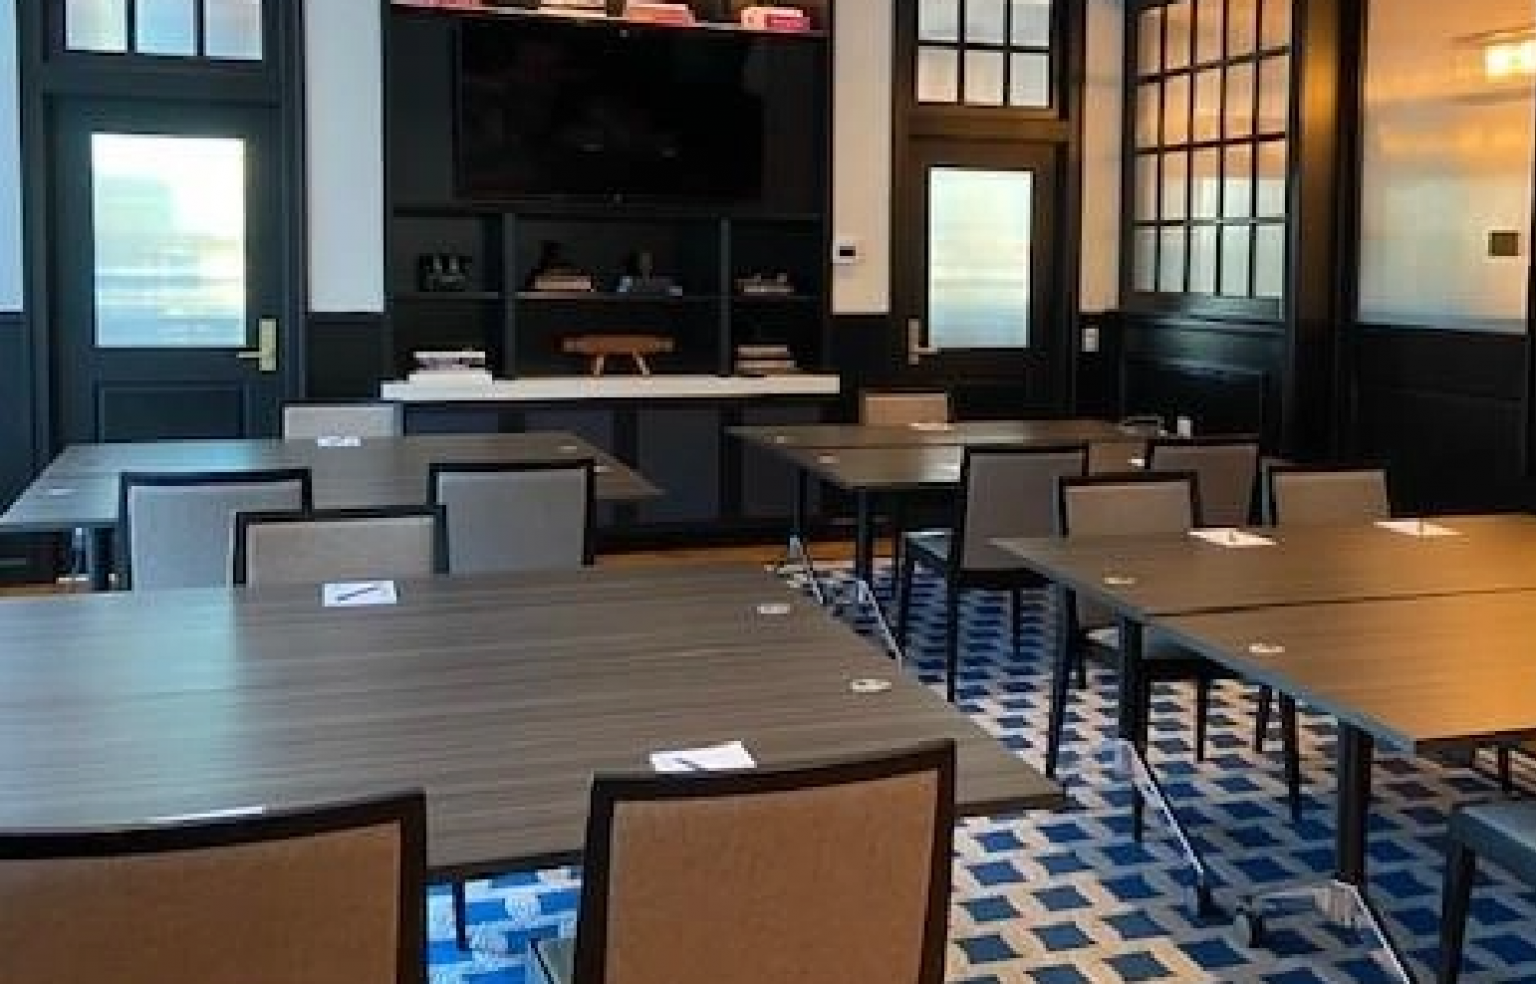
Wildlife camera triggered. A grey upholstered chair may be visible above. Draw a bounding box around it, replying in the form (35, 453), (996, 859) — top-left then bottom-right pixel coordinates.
(118, 469), (313, 591)
(1046, 472), (1303, 820)
(429, 461), (595, 574)
(1146, 435), (1261, 526)
(896, 444), (1089, 701)
(1440, 801), (1536, 983)
(1266, 465), (1391, 526)
(530, 741), (955, 984)
(233, 506), (447, 586)
(281, 401), (404, 440)
(1088, 438), (1148, 475)
(858, 390), (952, 427)
(0, 791), (427, 984)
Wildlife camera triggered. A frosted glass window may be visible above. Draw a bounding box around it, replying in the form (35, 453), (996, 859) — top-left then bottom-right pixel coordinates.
(1189, 225), (1218, 293)
(1136, 155), (1160, 220)
(1191, 148), (1221, 217)
(919, 0), (960, 42)
(205, 0), (264, 61)
(1195, 0), (1224, 64)
(1159, 226), (1187, 292)
(1255, 140), (1287, 217)
(1254, 224), (1285, 298)
(1223, 143), (1254, 217)
(1011, 0), (1052, 47)
(1226, 62), (1255, 137)
(1257, 55), (1289, 133)
(966, 0), (1007, 44)
(1162, 151), (1189, 219)
(1136, 83), (1161, 147)
(1227, 0), (1258, 56)
(1138, 6), (1163, 76)
(1163, 74), (1191, 145)
(1133, 228), (1159, 291)
(1220, 225), (1252, 296)
(927, 169), (1033, 350)
(1192, 69), (1223, 141)
(1260, 0), (1290, 49)
(1164, 2), (1192, 70)
(66, 0), (127, 52)
(92, 134), (247, 348)
(1009, 54), (1052, 107)
(917, 47), (960, 103)
(137, 0), (196, 56)
(966, 51), (1006, 106)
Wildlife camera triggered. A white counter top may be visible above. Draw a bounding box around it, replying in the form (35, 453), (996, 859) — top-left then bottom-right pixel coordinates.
(380, 374), (842, 403)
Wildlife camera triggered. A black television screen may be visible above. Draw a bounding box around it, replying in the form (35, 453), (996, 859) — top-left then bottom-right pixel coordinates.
(457, 18), (819, 206)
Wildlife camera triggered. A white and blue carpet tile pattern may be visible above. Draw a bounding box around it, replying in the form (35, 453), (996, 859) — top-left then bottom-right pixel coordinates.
(426, 565), (1536, 983)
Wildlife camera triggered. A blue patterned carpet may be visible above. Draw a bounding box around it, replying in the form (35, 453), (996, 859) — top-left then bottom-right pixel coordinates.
(427, 564), (1536, 983)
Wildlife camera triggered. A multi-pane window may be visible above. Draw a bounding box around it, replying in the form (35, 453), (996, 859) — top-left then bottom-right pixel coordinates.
(64, 0), (263, 60)
(1129, 0), (1290, 303)
(915, 0), (1055, 109)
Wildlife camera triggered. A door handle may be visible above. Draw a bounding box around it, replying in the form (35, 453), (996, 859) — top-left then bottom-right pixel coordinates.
(906, 318), (938, 366)
(236, 318), (278, 373)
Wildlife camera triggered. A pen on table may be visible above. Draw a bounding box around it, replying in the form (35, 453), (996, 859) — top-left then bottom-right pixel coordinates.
(671, 757), (706, 771)
(337, 584), (379, 602)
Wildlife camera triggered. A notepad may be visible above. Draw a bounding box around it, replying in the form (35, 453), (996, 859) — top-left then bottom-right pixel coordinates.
(322, 581), (399, 607)
(1375, 519), (1460, 538)
(650, 740), (756, 773)
(1189, 528), (1276, 548)
(315, 435), (362, 448)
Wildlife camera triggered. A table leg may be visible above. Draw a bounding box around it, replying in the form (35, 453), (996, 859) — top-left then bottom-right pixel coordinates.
(854, 489), (875, 588)
(86, 527), (112, 591)
(783, 470), (825, 605)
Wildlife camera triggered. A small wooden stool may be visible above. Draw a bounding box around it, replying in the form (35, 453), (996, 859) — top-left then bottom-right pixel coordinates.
(562, 334), (675, 376)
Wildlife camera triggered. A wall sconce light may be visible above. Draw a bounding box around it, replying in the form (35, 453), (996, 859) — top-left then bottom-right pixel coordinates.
(1483, 36), (1536, 80)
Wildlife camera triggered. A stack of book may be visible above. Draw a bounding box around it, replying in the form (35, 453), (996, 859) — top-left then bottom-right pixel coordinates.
(407, 350), (493, 385)
(734, 343), (799, 376)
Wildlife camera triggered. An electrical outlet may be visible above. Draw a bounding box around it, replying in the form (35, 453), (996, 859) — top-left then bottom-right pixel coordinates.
(1082, 326), (1100, 353)
(832, 237), (861, 265)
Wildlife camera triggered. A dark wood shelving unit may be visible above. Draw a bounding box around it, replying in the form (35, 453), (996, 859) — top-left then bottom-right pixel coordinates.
(391, 291), (503, 303)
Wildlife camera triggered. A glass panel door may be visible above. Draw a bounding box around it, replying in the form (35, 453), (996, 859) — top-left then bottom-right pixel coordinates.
(927, 167), (1033, 350)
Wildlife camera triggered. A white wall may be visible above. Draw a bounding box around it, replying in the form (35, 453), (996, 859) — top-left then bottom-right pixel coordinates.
(830, 2), (892, 315)
(1080, 0), (1123, 313)
(0, 0), (23, 312)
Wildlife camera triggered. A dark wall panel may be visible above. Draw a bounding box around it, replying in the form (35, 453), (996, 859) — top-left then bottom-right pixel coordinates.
(0, 311), (52, 584)
(306, 312), (390, 399)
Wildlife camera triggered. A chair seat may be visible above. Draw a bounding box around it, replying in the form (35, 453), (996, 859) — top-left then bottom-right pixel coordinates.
(904, 529), (1039, 575)
(530, 936), (574, 984)
(1451, 801), (1536, 887)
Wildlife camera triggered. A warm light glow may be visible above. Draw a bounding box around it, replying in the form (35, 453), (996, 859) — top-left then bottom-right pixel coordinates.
(1484, 38), (1536, 79)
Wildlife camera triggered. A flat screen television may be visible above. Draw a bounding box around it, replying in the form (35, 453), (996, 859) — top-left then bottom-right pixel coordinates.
(456, 17), (822, 207)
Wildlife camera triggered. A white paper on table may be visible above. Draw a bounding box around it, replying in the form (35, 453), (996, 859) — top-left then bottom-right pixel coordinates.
(649, 740), (757, 773)
(1374, 519), (1460, 538)
(322, 580), (399, 607)
(908, 421), (954, 433)
(1189, 528), (1276, 548)
(315, 435), (362, 448)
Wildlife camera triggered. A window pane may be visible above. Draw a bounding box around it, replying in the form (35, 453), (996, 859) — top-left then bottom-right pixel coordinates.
(917, 46), (960, 103)
(965, 0), (1007, 44)
(66, 0), (127, 52)
(1257, 54), (1289, 133)
(1195, 0), (1224, 63)
(1163, 73), (1191, 145)
(1226, 61), (1255, 137)
(1162, 150), (1189, 219)
(965, 50), (1006, 106)
(1228, 0), (1258, 56)
(1254, 223), (1285, 298)
(1133, 227), (1158, 291)
(1191, 147), (1221, 218)
(1260, 0), (1291, 49)
(1164, 1), (1192, 71)
(1138, 6), (1163, 76)
(1135, 154), (1160, 221)
(1255, 139), (1287, 217)
(136, 0), (196, 56)
(1010, 0), (1051, 47)
(205, 0), (264, 61)
(919, 0), (959, 42)
(1158, 226), (1187, 292)
(1223, 143), (1254, 217)
(1220, 225), (1253, 296)
(1189, 225), (1218, 294)
(1008, 53), (1051, 107)
(928, 168), (1033, 350)
(1135, 83), (1161, 147)
(92, 134), (247, 349)
(1192, 68), (1222, 141)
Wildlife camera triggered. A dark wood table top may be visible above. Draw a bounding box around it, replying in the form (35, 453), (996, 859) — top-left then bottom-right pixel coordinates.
(994, 514), (1536, 619)
(1156, 590), (1536, 753)
(0, 432), (659, 533)
(0, 564), (1060, 876)
(777, 445), (970, 492)
(729, 418), (1139, 451)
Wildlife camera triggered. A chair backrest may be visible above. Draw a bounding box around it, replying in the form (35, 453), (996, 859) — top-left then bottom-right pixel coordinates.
(1267, 465), (1391, 526)
(233, 506), (447, 586)
(281, 401), (403, 440)
(1146, 436), (1260, 526)
(571, 741), (955, 984)
(429, 460), (595, 574)
(1087, 438), (1147, 475)
(953, 444), (1089, 569)
(119, 469), (313, 591)
(858, 390), (953, 426)
(0, 791), (427, 984)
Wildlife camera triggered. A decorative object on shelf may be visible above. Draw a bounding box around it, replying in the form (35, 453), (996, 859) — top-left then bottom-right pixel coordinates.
(563, 334), (676, 376)
(408, 349), (493, 385)
(624, 1), (696, 25)
(739, 5), (811, 31)
(528, 0), (606, 11)
(734, 342), (800, 376)
(417, 253), (475, 292)
(526, 240), (596, 293)
(735, 272), (797, 296)
(616, 250), (683, 296)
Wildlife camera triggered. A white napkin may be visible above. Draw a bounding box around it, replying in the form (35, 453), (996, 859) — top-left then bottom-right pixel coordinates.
(1189, 528), (1276, 548)
(649, 740), (757, 773)
(1375, 519), (1460, 538)
(322, 581), (399, 607)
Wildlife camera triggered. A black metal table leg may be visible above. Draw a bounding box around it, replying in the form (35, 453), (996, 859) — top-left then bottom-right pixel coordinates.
(854, 489), (875, 588)
(87, 527), (112, 591)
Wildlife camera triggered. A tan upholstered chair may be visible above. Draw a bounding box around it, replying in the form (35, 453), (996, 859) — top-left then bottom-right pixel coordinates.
(118, 469), (314, 590)
(1146, 435), (1261, 526)
(282, 401), (404, 440)
(896, 444), (1089, 701)
(0, 791), (427, 984)
(1266, 465), (1391, 526)
(858, 390), (952, 427)
(531, 741), (956, 984)
(233, 506), (447, 586)
(430, 460), (595, 574)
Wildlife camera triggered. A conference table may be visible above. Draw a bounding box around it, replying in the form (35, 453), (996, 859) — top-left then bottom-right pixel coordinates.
(0, 564), (1062, 881)
(996, 514), (1536, 982)
(0, 432), (659, 587)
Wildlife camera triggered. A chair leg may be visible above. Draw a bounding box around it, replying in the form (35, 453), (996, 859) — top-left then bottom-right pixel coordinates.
(1194, 677), (1212, 762)
(1438, 838), (1477, 984)
(1254, 685), (1274, 751)
(1073, 642), (1088, 689)
(943, 582), (962, 702)
(1279, 694), (1302, 824)
(896, 551), (918, 649)
(1045, 605), (1076, 779)
(453, 880), (470, 951)
(1498, 744), (1514, 794)
(1009, 588), (1024, 659)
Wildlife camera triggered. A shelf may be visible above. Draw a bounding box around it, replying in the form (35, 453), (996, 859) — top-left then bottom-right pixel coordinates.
(390, 2), (828, 40)
(393, 291), (502, 302)
(515, 291), (721, 303)
(731, 294), (821, 304)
